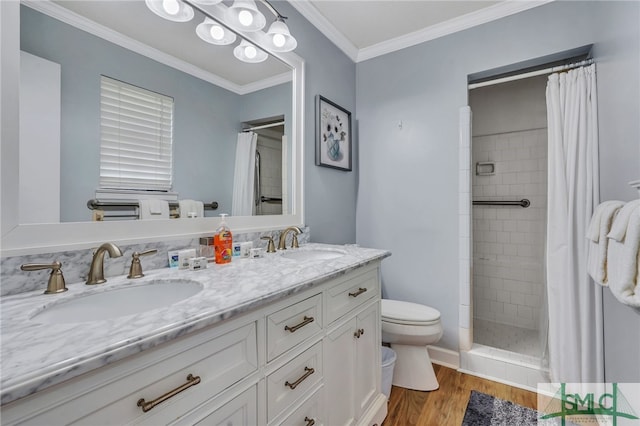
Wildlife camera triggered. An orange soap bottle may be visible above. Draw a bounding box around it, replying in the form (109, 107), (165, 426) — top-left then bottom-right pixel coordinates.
(214, 214), (232, 264)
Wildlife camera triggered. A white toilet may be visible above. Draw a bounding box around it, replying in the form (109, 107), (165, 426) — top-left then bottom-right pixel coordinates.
(381, 299), (443, 391)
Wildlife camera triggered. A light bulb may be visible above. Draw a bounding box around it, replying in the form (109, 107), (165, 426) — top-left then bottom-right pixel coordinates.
(273, 33), (286, 48)
(245, 45), (257, 59)
(238, 10), (253, 27)
(162, 0), (180, 15)
(244, 45), (257, 59)
(209, 25), (224, 40)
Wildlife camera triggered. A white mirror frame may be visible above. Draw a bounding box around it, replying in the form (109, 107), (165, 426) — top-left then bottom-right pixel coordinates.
(0, 0), (304, 257)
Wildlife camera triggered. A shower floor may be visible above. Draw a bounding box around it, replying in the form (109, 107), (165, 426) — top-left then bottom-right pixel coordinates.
(473, 318), (541, 358)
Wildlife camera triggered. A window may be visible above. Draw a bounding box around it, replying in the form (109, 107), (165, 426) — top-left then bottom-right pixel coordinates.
(99, 76), (173, 191)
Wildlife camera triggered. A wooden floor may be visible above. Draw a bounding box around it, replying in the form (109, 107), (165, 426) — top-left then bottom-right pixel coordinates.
(383, 364), (538, 426)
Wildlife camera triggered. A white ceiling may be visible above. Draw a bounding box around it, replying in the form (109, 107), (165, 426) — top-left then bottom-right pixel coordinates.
(291, 0), (552, 62)
(31, 0), (552, 91)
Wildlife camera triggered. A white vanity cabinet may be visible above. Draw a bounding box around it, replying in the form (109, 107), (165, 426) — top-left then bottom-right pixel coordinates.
(1, 261), (386, 426)
(1, 316), (260, 426)
(324, 267), (383, 426)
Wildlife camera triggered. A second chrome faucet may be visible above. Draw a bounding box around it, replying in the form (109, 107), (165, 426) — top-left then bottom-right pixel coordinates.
(86, 242), (123, 285)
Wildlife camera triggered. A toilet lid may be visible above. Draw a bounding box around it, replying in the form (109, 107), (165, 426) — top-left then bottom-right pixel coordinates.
(381, 299), (441, 325)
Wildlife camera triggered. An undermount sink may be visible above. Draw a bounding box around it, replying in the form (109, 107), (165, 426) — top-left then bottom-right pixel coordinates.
(30, 279), (203, 324)
(281, 248), (347, 261)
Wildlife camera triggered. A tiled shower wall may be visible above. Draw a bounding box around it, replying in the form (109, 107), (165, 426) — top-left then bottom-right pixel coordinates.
(472, 128), (547, 329)
(470, 75), (548, 331)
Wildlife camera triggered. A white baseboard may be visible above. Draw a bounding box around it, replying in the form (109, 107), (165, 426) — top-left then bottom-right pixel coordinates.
(427, 345), (460, 369)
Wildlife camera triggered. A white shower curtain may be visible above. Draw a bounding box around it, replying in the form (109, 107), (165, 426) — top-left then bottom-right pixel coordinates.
(546, 65), (603, 383)
(231, 132), (257, 216)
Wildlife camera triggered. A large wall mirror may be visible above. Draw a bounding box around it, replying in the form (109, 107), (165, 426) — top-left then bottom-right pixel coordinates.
(0, 0), (304, 256)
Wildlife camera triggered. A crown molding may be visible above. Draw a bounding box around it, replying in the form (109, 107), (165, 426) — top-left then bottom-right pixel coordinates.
(288, 0), (359, 62)
(22, 0), (284, 95)
(291, 0), (554, 64)
(358, 0), (554, 62)
(236, 71), (293, 95)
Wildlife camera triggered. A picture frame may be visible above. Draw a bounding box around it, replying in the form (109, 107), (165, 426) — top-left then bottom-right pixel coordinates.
(315, 95), (352, 171)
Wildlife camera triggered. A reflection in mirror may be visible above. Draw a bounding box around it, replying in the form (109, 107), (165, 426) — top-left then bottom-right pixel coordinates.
(19, 1), (293, 223)
(242, 117), (286, 216)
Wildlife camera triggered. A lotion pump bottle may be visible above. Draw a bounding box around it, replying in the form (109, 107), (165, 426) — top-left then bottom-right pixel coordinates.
(214, 214), (232, 264)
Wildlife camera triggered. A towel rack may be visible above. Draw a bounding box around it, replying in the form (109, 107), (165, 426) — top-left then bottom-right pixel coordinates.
(87, 199), (218, 220)
(473, 199), (531, 208)
(87, 199), (219, 211)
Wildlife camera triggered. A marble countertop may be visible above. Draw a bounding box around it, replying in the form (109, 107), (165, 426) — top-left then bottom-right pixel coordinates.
(0, 243), (390, 405)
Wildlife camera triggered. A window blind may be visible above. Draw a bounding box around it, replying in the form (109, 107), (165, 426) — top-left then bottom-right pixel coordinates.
(100, 76), (174, 191)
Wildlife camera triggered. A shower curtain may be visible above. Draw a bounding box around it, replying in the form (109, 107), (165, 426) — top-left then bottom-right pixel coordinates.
(231, 132), (257, 216)
(545, 64), (603, 383)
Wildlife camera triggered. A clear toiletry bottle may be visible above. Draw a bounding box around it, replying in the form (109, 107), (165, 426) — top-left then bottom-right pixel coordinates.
(214, 214), (232, 264)
(199, 236), (215, 263)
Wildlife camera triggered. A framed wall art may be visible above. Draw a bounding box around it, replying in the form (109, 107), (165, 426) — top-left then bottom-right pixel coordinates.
(316, 95), (352, 171)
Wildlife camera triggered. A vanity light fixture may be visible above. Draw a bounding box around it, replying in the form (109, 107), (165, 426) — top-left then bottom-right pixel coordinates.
(196, 17), (237, 45)
(145, 0), (194, 22)
(233, 40), (268, 63)
(145, 0), (297, 64)
(226, 0), (266, 32)
(265, 16), (297, 52)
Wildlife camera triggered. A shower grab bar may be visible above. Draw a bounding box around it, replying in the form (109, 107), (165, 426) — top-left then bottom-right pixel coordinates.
(473, 199), (531, 208)
(260, 196), (282, 204)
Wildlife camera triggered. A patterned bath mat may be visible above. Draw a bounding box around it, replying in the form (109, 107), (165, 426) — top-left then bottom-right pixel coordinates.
(462, 390), (538, 425)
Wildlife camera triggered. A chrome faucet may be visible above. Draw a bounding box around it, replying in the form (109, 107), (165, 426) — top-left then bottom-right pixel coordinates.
(86, 242), (123, 285)
(277, 226), (302, 250)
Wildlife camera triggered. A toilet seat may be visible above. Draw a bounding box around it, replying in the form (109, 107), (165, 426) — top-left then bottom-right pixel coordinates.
(381, 299), (441, 326)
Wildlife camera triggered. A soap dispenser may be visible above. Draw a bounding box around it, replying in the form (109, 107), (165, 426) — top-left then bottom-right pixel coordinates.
(214, 214), (232, 264)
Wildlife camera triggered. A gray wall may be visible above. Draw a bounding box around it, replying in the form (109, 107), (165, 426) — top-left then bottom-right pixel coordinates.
(590, 1), (640, 383)
(238, 83), (292, 140)
(21, 6), (288, 221)
(277, 1), (358, 245)
(355, 0), (640, 377)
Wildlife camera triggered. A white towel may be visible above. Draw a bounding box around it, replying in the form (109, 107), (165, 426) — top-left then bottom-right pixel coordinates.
(139, 199), (169, 220)
(586, 200), (625, 242)
(586, 201), (625, 285)
(607, 199), (640, 242)
(178, 199), (204, 218)
(607, 207), (640, 308)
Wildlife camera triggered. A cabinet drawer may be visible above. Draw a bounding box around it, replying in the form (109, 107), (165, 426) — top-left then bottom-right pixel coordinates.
(102, 322), (258, 425)
(267, 293), (322, 361)
(275, 385), (324, 426)
(5, 322), (258, 425)
(170, 385), (257, 426)
(267, 341), (323, 423)
(326, 268), (379, 324)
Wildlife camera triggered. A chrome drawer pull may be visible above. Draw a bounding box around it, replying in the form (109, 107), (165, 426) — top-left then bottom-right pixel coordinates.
(304, 416), (316, 426)
(137, 374), (201, 413)
(285, 366), (315, 390)
(348, 287), (367, 297)
(284, 316), (314, 333)
(354, 328), (365, 338)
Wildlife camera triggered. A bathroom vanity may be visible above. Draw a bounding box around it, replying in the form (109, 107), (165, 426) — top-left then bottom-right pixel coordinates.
(0, 244), (390, 426)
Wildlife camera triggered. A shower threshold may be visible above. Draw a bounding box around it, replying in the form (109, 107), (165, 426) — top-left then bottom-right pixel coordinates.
(459, 343), (549, 392)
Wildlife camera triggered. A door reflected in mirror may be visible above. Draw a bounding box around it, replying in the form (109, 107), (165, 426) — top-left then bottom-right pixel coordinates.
(242, 117), (286, 216)
(19, 1), (293, 223)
